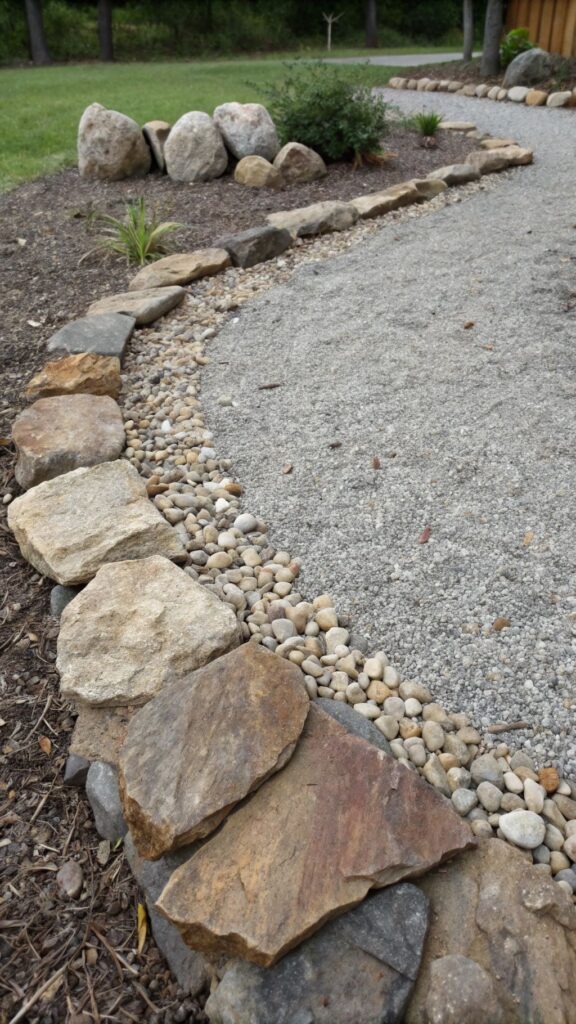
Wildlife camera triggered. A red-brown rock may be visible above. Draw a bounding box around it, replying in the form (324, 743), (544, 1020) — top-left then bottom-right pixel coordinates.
(120, 644), (310, 859)
(156, 704), (474, 966)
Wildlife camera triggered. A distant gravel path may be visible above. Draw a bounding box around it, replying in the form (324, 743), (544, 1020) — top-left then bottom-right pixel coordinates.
(202, 92), (576, 776)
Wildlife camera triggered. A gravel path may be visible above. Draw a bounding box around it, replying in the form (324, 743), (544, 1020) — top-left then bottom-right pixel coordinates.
(202, 92), (576, 777)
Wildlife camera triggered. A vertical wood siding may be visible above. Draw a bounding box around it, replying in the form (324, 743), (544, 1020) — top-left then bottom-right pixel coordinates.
(506, 0), (576, 54)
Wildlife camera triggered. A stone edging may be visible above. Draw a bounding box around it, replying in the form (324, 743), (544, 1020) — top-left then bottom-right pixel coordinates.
(388, 74), (575, 109)
(5, 127), (576, 1021)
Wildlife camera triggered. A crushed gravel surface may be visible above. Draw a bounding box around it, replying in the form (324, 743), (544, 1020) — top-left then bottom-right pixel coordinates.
(202, 92), (576, 779)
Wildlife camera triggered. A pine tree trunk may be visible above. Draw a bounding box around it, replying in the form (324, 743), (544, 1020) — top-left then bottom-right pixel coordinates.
(98, 0), (114, 62)
(24, 0), (51, 65)
(463, 0), (474, 61)
(481, 0), (503, 76)
(365, 0), (378, 48)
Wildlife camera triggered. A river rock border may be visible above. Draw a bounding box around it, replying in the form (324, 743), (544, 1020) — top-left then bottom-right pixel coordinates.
(388, 74), (575, 109)
(6, 127), (576, 1023)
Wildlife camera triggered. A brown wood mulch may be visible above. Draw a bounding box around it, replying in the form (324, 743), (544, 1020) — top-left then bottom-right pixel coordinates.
(0, 124), (472, 1024)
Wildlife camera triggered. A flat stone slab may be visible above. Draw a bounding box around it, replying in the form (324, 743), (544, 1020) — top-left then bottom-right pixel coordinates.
(467, 146), (533, 175)
(58, 554), (240, 708)
(267, 200), (358, 237)
(156, 704), (473, 966)
(87, 286), (185, 325)
(70, 704), (138, 766)
(427, 163), (480, 185)
(128, 249), (230, 290)
(120, 644), (309, 858)
(213, 225), (292, 269)
(350, 182), (420, 220)
(7, 460), (186, 585)
(12, 394), (125, 489)
(25, 353), (121, 401)
(438, 121), (476, 131)
(205, 885), (429, 1024)
(46, 313), (135, 363)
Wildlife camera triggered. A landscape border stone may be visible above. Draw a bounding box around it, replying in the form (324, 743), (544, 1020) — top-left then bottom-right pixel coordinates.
(388, 75), (576, 110)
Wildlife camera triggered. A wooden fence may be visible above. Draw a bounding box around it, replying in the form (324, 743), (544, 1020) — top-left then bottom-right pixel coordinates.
(506, 0), (576, 56)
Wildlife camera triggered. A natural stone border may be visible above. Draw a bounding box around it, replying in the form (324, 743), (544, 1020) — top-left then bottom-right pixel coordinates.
(388, 74), (575, 109)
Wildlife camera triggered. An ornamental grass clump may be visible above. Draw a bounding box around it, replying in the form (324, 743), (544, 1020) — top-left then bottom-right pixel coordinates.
(412, 111), (444, 138)
(97, 198), (181, 266)
(263, 62), (389, 167)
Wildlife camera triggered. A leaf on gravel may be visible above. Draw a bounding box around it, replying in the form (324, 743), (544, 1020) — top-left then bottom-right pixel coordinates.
(418, 526), (431, 544)
(328, 441), (342, 449)
(523, 530), (534, 546)
(372, 456), (381, 469)
(27, 320), (42, 328)
(480, 343), (494, 351)
(258, 382), (283, 390)
(96, 840), (111, 866)
(463, 320), (475, 329)
(492, 616), (511, 631)
(281, 463), (293, 474)
(38, 736), (52, 754)
(137, 903), (148, 954)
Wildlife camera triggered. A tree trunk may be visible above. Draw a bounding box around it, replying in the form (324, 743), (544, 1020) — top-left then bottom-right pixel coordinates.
(24, 0), (51, 65)
(365, 0), (378, 48)
(481, 0), (503, 76)
(463, 0), (474, 61)
(98, 0), (114, 62)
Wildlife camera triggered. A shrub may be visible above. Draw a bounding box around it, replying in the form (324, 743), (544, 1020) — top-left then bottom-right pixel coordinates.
(96, 199), (181, 266)
(500, 28), (534, 69)
(412, 111), (443, 137)
(263, 62), (388, 165)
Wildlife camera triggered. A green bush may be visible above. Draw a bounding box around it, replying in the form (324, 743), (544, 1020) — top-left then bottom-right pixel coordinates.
(500, 28), (534, 69)
(263, 62), (388, 164)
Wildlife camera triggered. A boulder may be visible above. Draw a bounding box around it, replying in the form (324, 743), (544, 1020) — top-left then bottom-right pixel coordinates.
(78, 103), (151, 180)
(350, 182), (420, 219)
(405, 839), (576, 1023)
(214, 225), (292, 269)
(57, 555), (240, 707)
(547, 91), (573, 107)
(205, 885), (429, 1024)
(213, 102), (279, 161)
(125, 833), (211, 996)
(164, 112), (228, 182)
(142, 119), (171, 171)
(411, 178), (448, 198)
(7, 461), (186, 585)
(156, 704), (473, 966)
(87, 286), (185, 325)
(427, 164), (480, 185)
(267, 200), (358, 237)
(12, 394), (125, 490)
(70, 704), (138, 767)
(46, 313), (135, 363)
(25, 353), (121, 401)
(503, 48), (554, 88)
(525, 88), (548, 106)
(120, 644), (309, 858)
(233, 155), (283, 189)
(128, 248), (230, 290)
(273, 142), (327, 184)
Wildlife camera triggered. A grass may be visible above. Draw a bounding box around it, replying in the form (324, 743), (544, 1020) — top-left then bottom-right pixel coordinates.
(0, 51), (449, 191)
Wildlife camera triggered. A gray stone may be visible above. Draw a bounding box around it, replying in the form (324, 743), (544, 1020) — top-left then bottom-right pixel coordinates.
(427, 163), (480, 186)
(425, 955), (504, 1024)
(267, 200), (358, 238)
(499, 810), (546, 849)
(205, 884), (429, 1024)
(452, 788), (478, 816)
(46, 314), (135, 364)
(555, 869), (576, 892)
(318, 697), (392, 754)
(214, 225), (292, 269)
(50, 584), (81, 617)
(85, 761), (127, 841)
(213, 102), (279, 161)
(510, 751), (535, 771)
(78, 103), (151, 180)
(503, 48), (554, 88)
(164, 111), (228, 182)
(87, 287), (185, 326)
(63, 753), (90, 788)
(470, 753), (504, 789)
(124, 833), (211, 996)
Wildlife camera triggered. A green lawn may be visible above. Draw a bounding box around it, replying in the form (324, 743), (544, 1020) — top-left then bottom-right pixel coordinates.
(0, 54), (417, 191)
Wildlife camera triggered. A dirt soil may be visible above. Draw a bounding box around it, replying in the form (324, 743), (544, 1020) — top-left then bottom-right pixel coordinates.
(0, 125), (471, 1023)
(0, 125), (472, 436)
(409, 55), (576, 91)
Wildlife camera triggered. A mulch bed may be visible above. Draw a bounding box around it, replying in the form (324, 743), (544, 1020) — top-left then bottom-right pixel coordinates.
(0, 123), (472, 1023)
(407, 55), (576, 91)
